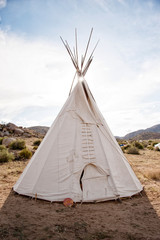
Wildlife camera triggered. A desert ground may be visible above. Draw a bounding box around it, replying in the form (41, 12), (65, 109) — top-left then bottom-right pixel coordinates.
(0, 143), (160, 240)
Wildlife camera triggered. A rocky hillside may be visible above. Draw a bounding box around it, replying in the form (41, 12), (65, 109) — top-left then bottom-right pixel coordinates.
(122, 124), (160, 140)
(132, 132), (160, 140)
(0, 122), (45, 138)
(1, 122), (160, 141)
(28, 126), (49, 135)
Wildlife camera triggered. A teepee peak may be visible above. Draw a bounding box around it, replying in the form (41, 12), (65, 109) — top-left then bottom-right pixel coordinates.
(60, 28), (99, 77)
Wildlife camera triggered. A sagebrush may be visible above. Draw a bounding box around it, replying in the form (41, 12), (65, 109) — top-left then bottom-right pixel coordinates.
(0, 137), (3, 145)
(134, 141), (144, 149)
(127, 147), (139, 155)
(33, 139), (41, 146)
(9, 139), (26, 150)
(0, 145), (6, 151)
(0, 149), (14, 162)
(19, 148), (32, 159)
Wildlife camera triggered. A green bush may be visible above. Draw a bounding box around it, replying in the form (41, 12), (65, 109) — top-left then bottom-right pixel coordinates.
(19, 148), (32, 159)
(9, 139), (26, 150)
(0, 137), (3, 145)
(121, 146), (125, 153)
(152, 141), (159, 147)
(142, 141), (148, 148)
(33, 146), (38, 150)
(0, 145), (6, 151)
(121, 147), (124, 152)
(134, 141), (144, 149)
(147, 146), (154, 150)
(123, 144), (131, 150)
(0, 149), (14, 163)
(117, 140), (127, 145)
(33, 139), (41, 146)
(127, 147), (139, 155)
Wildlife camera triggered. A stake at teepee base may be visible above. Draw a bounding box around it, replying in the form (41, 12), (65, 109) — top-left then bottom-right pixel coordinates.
(13, 30), (143, 203)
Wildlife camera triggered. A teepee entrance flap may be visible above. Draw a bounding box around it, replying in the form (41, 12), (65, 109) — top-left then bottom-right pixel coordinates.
(81, 164), (116, 202)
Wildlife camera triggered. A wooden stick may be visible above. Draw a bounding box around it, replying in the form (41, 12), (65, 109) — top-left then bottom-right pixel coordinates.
(60, 30), (99, 77)
(69, 71), (77, 96)
(81, 28), (93, 70)
(73, 47), (76, 62)
(81, 55), (83, 73)
(83, 58), (93, 76)
(60, 36), (77, 69)
(86, 39), (99, 63)
(65, 40), (78, 69)
(75, 28), (79, 68)
(82, 39), (99, 75)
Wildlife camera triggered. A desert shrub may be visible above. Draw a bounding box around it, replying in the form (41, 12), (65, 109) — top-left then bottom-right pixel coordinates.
(127, 147), (139, 155)
(33, 139), (41, 146)
(19, 148), (32, 159)
(147, 146), (154, 150)
(0, 137), (3, 145)
(121, 146), (125, 153)
(33, 146), (38, 150)
(123, 144), (131, 150)
(121, 144), (131, 153)
(142, 141), (148, 148)
(0, 149), (14, 162)
(117, 139), (127, 145)
(9, 139), (26, 150)
(134, 141), (144, 149)
(0, 145), (6, 151)
(145, 170), (160, 181)
(152, 141), (159, 147)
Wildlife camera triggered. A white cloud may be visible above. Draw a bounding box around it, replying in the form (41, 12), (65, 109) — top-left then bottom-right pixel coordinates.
(87, 44), (160, 136)
(0, 29), (159, 136)
(0, 0), (6, 9)
(0, 30), (74, 122)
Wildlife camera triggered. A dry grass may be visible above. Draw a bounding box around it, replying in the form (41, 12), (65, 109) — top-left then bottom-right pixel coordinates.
(127, 146), (139, 155)
(144, 169), (160, 181)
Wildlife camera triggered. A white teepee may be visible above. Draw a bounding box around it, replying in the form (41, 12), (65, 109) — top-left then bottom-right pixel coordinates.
(13, 30), (142, 202)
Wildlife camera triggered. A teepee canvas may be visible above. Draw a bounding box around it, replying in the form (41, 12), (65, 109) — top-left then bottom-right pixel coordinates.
(13, 30), (142, 202)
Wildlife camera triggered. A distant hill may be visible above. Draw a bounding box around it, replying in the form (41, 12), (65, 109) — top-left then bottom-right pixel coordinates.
(132, 132), (160, 140)
(0, 122), (44, 138)
(28, 126), (49, 135)
(122, 124), (160, 140)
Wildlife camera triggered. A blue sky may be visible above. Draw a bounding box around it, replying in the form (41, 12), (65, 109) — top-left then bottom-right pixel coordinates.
(0, 0), (160, 136)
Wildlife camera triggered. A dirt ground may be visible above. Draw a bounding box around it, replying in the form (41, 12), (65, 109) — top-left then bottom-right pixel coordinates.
(0, 149), (160, 240)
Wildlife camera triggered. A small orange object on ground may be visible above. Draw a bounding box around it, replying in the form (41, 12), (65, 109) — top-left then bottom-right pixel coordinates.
(63, 198), (74, 207)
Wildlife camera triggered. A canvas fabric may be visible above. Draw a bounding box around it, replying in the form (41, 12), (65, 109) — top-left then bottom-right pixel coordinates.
(13, 78), (143, 202)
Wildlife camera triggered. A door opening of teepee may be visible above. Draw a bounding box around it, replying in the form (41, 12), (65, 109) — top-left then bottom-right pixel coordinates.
(80, 169), (84, 191)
